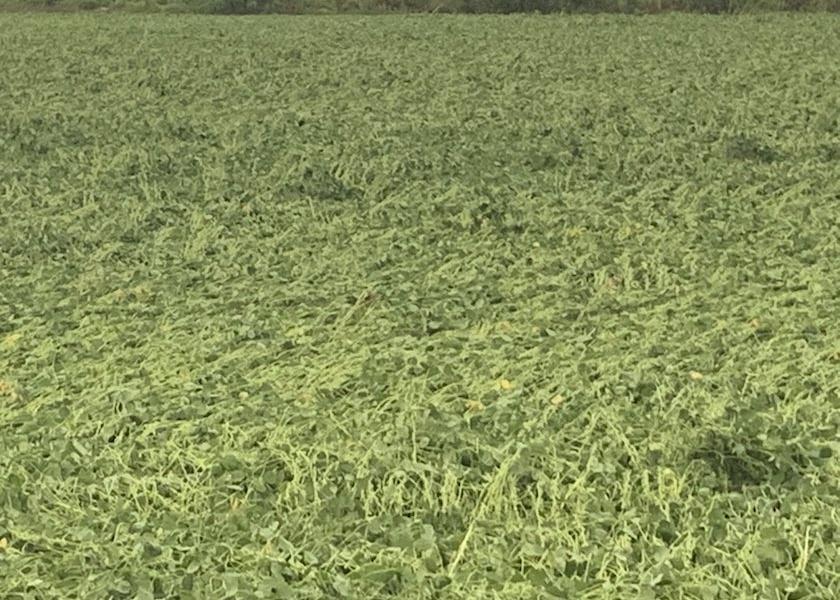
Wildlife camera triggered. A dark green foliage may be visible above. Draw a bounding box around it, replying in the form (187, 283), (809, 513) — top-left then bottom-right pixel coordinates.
(213, 0), (274, 13)
(724, 134), (781, 163)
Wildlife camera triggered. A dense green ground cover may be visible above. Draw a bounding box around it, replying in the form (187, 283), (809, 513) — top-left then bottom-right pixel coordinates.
(1, 13), (839, 599)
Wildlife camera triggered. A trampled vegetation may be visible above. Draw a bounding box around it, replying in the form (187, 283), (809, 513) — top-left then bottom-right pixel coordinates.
(1, 12), (839, 600)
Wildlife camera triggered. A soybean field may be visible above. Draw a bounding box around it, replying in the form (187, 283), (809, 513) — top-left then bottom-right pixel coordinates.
(1, 13), (839, 599)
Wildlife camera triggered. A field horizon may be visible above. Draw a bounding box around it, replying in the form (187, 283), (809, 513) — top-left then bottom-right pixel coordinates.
(2, 0), (840, 13)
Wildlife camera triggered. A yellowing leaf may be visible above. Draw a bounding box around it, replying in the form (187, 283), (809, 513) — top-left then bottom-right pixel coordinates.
(605, 276), (623, 289)
(0, 537), (7, 551)
(465, 400), (485, 413)
(0, 380), (16, 398)
(689, 371), (704, 381)
(131, 285), (152, 301)
(550, 394), (564, 407)
(1, 333), (22, 349)
(498, 378), (514, 391)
